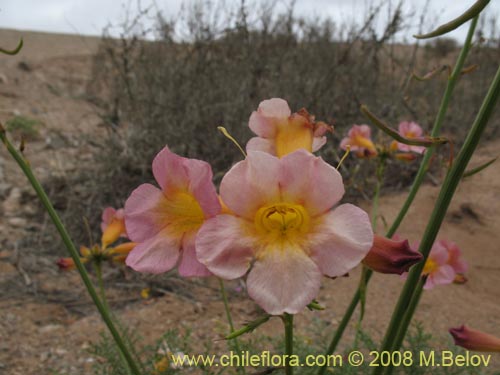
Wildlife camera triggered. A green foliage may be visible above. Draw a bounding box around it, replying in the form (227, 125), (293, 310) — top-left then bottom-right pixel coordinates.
(5, 115), (41, 140)
(89, 324), (145, 375)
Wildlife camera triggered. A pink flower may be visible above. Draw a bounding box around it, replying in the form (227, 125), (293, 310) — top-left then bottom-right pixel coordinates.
(450, 325), (500, 352)
(362, 235), (423, 275)
(421, 240), (467, 289)
(101, 207), (127, 247)
(196, 150), (373, 315)
(393, 121), (425, 154)
(340, 125), (377, 158)
(246, 98), (332, 158)
(124, 147), (221, 277)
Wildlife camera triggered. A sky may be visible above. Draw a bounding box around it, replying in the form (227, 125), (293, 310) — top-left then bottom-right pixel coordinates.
(0, 0), (499, 42)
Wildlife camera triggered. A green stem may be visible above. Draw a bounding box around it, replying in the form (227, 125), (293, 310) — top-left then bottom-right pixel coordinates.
(384, 278), (426, 375)
(374, 60), (500, 375)
(283, 313), (294, 375)
(218, 278), (245, 374)
(94, 261), (108, 308)
(94, 260), (135, 375)
(317, 17), (479, 375)
(0, 130), (141, 375)
(371, 158), (386, 230)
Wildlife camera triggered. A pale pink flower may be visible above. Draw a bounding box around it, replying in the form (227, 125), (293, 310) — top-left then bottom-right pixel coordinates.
(422, 240), (465, 289)
(450, 325), (500, 352)
(196, 150), (373, 315)
(401, 239), (467, 289)
(340, 124), (377, 158)
(124, 147), (221, 277)
(246, 98), (332, 158)
(393, 121), (425, 154)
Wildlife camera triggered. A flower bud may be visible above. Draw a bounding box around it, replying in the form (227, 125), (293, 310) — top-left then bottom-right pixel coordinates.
(449, 325), (500, 352)
(56, 257), (76, 270)
(362, 235), (423, 275)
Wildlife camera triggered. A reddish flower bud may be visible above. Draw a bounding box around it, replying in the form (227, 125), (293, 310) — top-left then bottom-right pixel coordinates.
(56, 257), (76, 270)
(56, 256), (88, 271)
(362, 235), (423, 275)
(449, 325), (500, 352)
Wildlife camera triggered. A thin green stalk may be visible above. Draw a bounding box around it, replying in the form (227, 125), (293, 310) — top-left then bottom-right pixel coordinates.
(283, 313), (294, 375)
(0, 129), (142, 375)
(373, 62), (500, 375)
(94, 261), (108, 308)
(94, 261), (134, 375)
(371, 159), (386, 229)
(317, 17), (479, 375)
(218, 278), (245, 374)
(384, 278), (426, 375)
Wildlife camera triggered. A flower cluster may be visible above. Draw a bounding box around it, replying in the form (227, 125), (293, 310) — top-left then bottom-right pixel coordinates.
(57, 207), (136, 270)
(121, 98), (439, 315)
(340, 121), (426, 161)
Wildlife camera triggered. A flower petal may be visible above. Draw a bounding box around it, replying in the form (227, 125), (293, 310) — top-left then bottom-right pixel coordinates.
(125, 229), (181, 273)
(312, 136), (327, 152)
(152, 146), (190, 193)
(429, 241), (449, 265)
(220, 151), (280, 219)
(247, 246), (321, 315)
(183, 158), (221, 218)
(258, 98), (291, 119)
(124, 184), (169, 242)
(425, 264), (455, 289)
(101, 207), (116, 232)
(246, 137), (276, 154)
(440, 240), (468, 274)
(248, 112), (276, 138)
(308, 204), (373, 277)
(280, 150), (344, 216)
(196, 215), (255, 279)
(178, 234), (212, 277)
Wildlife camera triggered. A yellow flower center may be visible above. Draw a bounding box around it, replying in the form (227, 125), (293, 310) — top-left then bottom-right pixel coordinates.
(254, 202), (310, 243)
(275, 117), (313, 158)
(405, 131), (416, 139)
(161, 190), (205, 235)
(423, 258), (438, 275)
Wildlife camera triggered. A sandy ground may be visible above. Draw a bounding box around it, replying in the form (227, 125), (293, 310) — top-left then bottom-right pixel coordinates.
(0, 28), (499, 374)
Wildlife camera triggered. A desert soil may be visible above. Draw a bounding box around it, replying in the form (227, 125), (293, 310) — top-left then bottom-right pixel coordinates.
(0, 29), (499, 374)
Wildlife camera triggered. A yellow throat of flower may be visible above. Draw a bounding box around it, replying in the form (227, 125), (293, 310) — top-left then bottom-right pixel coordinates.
(161, 190), (205, 235)
(274, 117), (313, 158)
(254, 203), (310, 248)
(423, 258), (438, 275)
